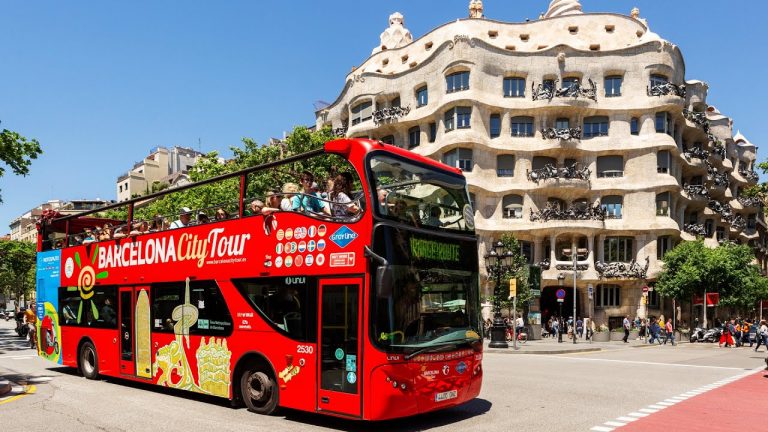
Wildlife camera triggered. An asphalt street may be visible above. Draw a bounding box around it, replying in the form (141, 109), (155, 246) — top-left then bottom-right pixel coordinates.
(1, 318), (765, 431)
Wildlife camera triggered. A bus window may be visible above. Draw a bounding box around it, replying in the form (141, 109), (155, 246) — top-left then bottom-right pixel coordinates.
(234, 277), (317, 343)
(151, 280), (233, 336)
(58, 286), (118, 329)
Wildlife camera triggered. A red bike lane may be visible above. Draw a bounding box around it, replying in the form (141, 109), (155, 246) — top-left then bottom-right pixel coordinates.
(617, 369), (768, 431)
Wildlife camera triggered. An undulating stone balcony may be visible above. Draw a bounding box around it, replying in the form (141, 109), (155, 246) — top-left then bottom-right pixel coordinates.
(647, 82), (685, 98)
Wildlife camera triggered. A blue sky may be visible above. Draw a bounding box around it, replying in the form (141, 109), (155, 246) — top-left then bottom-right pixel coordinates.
(1, 1), (766, 232)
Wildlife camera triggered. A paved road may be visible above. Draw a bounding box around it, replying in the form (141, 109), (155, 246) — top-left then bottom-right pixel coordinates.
(1, 319), (765, 431)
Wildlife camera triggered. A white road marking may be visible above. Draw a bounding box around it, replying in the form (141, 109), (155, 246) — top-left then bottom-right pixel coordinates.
(554, 356), (749, 370)
(627, 412), (649, 418)
(616, 416), (638, 422)
(604, 421), (626, 427)
(590, 427), (614, 432)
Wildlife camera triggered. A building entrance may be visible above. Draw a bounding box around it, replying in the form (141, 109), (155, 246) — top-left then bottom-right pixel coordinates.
(540, 285), (580, 327)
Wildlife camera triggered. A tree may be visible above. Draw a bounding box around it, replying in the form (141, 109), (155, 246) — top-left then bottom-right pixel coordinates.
(656, 240), (768, 315)
(0, 125), (42, 203)
(0, 240), (37, 306)
(495, 234), (533, 316)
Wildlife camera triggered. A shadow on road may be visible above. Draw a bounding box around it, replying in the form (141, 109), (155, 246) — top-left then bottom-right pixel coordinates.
(0, 325), (33, 354)
(45, 365), (492, 430)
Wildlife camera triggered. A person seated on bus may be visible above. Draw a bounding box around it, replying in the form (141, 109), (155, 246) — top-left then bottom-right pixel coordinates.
(112, 224), (130, 239)
(62, 299), (78, 324)
(129, 220), (149, 235)
(100, 298), (116, 326)
(245, 200), (264, 217)
(150, 215), (167, 232)
(392, 200), (419, 226)
(98, 224), (113, 241)
(197, 211), (210, 224)
(82, 228), (96, 244)
(330, 174), (360, 218)
(292, 171), (330, 215)
(214, 208), (230, 221)
(424, 206), (444, 227)
(281, 183), (299, 211)
(169, 207), (193, 229)
(377, 188), (390, 215)
(262, 191), (282, 215)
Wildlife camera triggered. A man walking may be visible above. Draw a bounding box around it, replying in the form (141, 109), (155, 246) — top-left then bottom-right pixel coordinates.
(622, 315), (630, 343)
(755, 320), (768, 352)
(663, 318), (675, 346)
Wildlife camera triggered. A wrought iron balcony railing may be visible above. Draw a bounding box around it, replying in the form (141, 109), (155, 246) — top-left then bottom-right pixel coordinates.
(372, 106), (410, 125)
(683, 184), (709, 199)
(711, 143), (726, 159)
(737, 196), (762, 208)
(683, 147), (710, 161)
(596, 257), (650, 279)
(532, 79), (597, 101)
(683, 109), (708, 128)
(555, 263), (589, 271)
(527, 163), (591, 183)
(739, 169), (759, 183)
(731, 214), (746, 230)
(530, 202), (606, 222)
(647, 82), (686, 97)
(541, 126), (582, 141)
(332, 127), (347, 137)
(537, 258), (551, 270)
(683, 223), (708, 237)
(706, 162), (729, 188)
(708, 199), (733, 219)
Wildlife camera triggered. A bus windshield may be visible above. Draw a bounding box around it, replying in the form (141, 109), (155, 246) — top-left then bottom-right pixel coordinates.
(372, 225), (480, 354)
(369, 154), (474, 233)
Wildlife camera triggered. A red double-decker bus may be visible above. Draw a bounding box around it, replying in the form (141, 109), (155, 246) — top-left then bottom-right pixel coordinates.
(34, 138), (482, 420)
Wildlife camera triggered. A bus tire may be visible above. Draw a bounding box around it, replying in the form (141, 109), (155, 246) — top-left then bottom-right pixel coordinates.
(240, 365), (278, 415)
(79, 341), (99, 380)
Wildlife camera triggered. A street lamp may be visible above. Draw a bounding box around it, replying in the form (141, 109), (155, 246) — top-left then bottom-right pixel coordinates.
(485, 241), (514, 349)
(557, 273), (565, 343)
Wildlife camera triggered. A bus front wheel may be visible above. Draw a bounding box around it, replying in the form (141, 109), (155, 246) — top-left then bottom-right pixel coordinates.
(240, 366), (278, 415)
(79, 341), (99, 380)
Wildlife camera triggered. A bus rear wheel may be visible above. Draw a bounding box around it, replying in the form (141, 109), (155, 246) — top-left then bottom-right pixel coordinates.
(240, 366), (278, 415)
(79, 341), (99, 380)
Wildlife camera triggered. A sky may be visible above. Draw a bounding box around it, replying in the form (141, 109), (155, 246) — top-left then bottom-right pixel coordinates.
(1, 1), (766, 232)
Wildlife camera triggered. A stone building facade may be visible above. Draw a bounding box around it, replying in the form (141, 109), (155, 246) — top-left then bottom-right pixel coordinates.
(116, 146), (202, 202)
(315, 1), (765, 327)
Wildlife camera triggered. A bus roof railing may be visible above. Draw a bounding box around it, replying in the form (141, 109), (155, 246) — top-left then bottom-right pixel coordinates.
(48, 147), (326, 224)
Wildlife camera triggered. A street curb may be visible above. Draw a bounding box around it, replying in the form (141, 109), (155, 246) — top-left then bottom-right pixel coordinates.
(485, 347), (601, 355)
(0, 379), (11, 397)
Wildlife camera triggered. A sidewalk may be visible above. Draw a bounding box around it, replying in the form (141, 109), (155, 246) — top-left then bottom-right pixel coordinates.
(484, 334), (683, 355)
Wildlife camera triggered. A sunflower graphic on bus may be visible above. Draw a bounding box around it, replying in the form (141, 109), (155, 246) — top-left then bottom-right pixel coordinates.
(66, 246), (109, 323)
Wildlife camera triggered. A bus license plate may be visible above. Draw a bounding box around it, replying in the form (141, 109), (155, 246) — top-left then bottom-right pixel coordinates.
(435, 390), (457, 402)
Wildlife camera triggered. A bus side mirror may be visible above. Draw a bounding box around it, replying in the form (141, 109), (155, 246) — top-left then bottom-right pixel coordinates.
(376, 266), (394, 297)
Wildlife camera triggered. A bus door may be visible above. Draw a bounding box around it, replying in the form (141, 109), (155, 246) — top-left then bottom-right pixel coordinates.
(317, 277), (362, 418)
(118, 285), (152, 379)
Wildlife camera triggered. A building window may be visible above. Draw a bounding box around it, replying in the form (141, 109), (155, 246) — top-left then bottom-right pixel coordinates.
(444, 107), (472, 132)
(604, 237), (634, 263)
(350, 100), (372, 125)
(416, 86), (428, 107)
(650, 74), (668, 88)
(631, 117), (639, 135)
(497, 155), (515, 177)
(601, 195), (623, 219)
(490, 114), (501, 138)
(408, 126), (420, 149)
(748, 214), (757, 230)
(503, 77), (525, 97)
(657, 150), (670, 174)
(532, 156), (556, 171)
(656, 112), (672, 136)
(647, 290), (660, 308)
(656, 192), (670, 216)
(520, 241), (534, 264)
(657, 236), (673, 259)
(429, 122), (437, 142)
(562, 77), (580, 89)
(596, 284), (621, 308)
(446, 71), (470, 93)
(583, 116), (609, 138)
(442, 148), (473, 172)
(716, 226), (725, 242)
(469, 192), (476, 212)
(604, 75), (623, 97)
(596, 155), (623, 178)
(555, 118), (570, 129)
(705, 219), (714, 237)
(502, 194), (523, 219)
(380, 135), (395, 145)
(511, 116), (534, 137)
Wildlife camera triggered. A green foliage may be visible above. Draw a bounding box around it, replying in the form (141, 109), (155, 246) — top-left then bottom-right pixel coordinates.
(0, 240), (37, 304)
(496, 233), (533, 307)
(656, 240), (768, 309)
(0, 126), (42, 203)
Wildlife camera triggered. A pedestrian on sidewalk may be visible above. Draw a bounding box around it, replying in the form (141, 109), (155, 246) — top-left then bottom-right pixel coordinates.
(755, 320), (768, 352)
(553, 317), (560, 342)
(576, 317), (583, 339)
(622, 315), (630, 343)
(719, 320), (734, 348)
(648, 318), (661, 344)
(663, 318), (675, 346)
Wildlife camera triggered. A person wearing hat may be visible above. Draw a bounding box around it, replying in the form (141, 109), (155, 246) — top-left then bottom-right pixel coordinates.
(169, 207), (193, 229)
(197, 211), (210, 224)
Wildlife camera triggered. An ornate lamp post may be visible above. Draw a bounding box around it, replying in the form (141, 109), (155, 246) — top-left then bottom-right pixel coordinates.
(485, 241), (514, 349)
